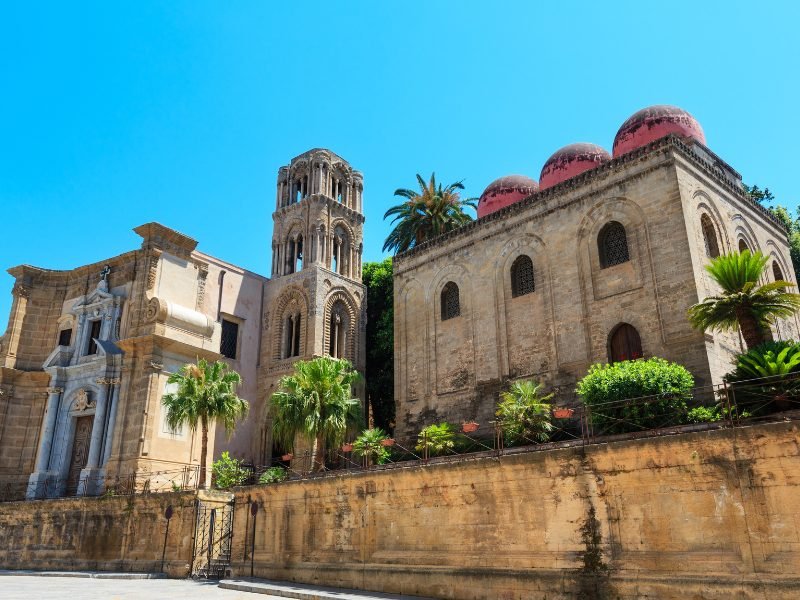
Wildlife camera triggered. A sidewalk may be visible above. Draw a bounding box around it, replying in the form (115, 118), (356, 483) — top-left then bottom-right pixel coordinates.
(220, 578), (436, 600)
(0, 569), (166, 579)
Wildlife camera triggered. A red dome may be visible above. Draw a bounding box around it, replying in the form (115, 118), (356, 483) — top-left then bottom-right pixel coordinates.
(539, 143), (611, 190)
(477, 175), (538, 218)
(613, 105), (705, 157)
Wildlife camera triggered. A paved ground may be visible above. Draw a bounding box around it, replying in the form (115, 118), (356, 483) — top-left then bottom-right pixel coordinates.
(0, 575), (283, 599)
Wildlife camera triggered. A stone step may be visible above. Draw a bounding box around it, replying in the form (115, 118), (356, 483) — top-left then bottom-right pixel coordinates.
(0, 570), (166, 580)
(219, 578), (436, 600)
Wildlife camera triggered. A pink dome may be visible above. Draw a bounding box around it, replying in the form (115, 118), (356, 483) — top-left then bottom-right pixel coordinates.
(539, 143), (611, 190)
(477, 175), (538, 218)
(613, 105), (705, 157)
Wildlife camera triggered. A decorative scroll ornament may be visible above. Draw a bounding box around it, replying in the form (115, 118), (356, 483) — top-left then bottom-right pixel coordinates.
(12, 283), (30, 299)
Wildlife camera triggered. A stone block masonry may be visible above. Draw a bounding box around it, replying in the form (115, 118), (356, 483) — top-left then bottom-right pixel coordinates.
(0, 422), (799, 598)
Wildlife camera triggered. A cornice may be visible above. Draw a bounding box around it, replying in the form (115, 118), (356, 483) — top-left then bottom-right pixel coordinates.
(395, 135), (787, 264)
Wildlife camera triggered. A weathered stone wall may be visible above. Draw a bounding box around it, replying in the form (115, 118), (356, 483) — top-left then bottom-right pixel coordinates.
(227, 421), (800, 599)
(0, 491), (196, 577)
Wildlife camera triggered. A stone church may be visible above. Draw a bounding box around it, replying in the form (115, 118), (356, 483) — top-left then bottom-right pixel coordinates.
(0, 148), (366, 499)
(392, 105), (799, 442)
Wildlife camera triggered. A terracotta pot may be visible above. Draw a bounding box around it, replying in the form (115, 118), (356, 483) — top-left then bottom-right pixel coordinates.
(281, 453), (293, 461)
(462, 422), (479, 433)
(380, 438), (395, 447)
(552, 408), (574, 419)
(341, 443), (353, 453)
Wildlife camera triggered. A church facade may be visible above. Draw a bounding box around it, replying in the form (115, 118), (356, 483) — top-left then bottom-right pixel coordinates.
(0, 148), (365, 499)
(392, 106), (798, 442)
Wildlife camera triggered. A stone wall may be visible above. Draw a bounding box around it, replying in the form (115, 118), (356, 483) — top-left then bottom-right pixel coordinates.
(0, 422), (798, 598)
(228, 421), (800, 599)
(0, 491), (196, 577)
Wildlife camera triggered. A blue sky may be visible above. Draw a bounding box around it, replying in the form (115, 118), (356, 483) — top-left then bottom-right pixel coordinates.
(1, 1), (799, 324)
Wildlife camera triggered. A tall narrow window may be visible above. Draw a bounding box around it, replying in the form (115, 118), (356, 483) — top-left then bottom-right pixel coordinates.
(773, 261), (785, 282)
(700, 214), (720, 258)
(511, 255), (535, 297)
(598, 221), (630, 268)
(85, 319), (102, 355)
(295, 235), (303, 272)
(293, 314), (301, 357)
(441, 282), (460, 320)
(739, 239), (750, 253)
(220, 319), (239, 359)
(58, 328), (73, 347)
(608, 323), (642, 363)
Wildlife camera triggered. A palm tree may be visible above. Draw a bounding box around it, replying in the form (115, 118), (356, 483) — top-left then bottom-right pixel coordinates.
(496, 380), (554, 445)
(162, 358), (248, 489)
(271, 357), (362, 472)
(382, 173), (477, 253)
(688, 250), (800, 349)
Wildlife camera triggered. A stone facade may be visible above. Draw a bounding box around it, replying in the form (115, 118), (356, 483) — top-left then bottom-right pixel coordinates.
(0, 148), (366, 498)
(393, 135), (799, 442)
(1, 421), (798, 598)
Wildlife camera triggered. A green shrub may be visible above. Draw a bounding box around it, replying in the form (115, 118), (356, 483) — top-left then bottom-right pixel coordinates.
(576, 358), (694, 434)
(352, 428), (391, 465)
(415, 423), (456, 456)
(725, 340), (800, 414)
(686, 406), (722, 423)
(258, 466), (288, 484)
(496, 380), (554, 445)
(211, 451), (249, 489)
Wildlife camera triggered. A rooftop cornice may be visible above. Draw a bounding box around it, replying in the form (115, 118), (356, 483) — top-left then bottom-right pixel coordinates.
(395, 135), (786, 263)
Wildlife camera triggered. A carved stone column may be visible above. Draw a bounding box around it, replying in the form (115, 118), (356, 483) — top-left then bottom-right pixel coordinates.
(34, 387), (62, 472)
(85, 378), (111, 469)
(100, 378), (121, 465)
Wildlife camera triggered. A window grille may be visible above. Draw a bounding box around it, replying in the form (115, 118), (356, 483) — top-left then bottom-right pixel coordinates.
(58, 328), (72, 347)
(511, 255), (535, 297)
(441, 282), (460, 320)
(701, 215), (720, 258)
(598, 221), (630, 268)
(220, 319), (239, 360)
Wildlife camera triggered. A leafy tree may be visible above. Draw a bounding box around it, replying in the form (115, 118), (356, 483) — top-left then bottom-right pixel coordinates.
(271, 357), (363, 472)
(211, 451), (249, 489)
(724, 340), (800, 415)
(352, 428), (391, 465)
(415, 423), (456, 457)
(687, 250), (800, 349)
(162, 358), (248, 489)
(496, 380), (554, 445)
(576, 358), (694, 434)
(362, 257), (394, 431)
(383, 173), (477, 254)
(743, 183), (775, 205)
(769, 205), (800, 278)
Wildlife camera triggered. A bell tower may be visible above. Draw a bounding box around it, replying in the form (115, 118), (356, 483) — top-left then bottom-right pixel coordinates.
(257, 149), (367, 464)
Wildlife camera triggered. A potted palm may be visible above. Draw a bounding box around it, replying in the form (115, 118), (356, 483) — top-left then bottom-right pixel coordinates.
(552, 407), (574, 419)
(462, 421), (479, 433)
(352, 428), (391, 465)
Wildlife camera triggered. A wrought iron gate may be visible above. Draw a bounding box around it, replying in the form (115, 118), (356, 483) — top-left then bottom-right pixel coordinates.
(192, 499), (235, 579)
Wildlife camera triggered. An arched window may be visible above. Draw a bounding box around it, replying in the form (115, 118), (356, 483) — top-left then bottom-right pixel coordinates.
(327, 300), (351, 359)
(608, 323), (642, 363)
(739, 239), (750, 253)
(700, 214), (720, 258)
(511, 255), (535, 297)
(773, 261), (785, 282)
(598, 221), (630, 268)
(441, 282), (460, 320)
(282, 313), (302, 359)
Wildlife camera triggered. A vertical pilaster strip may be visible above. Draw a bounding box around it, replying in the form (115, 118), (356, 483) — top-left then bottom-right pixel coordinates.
(34, 387), (62, 472)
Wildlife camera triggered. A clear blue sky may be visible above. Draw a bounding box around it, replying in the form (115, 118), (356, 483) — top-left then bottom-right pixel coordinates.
(2, 2), (799, 325)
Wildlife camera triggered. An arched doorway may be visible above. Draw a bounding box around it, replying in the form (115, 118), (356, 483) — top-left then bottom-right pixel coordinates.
(608, 323), (642, 363)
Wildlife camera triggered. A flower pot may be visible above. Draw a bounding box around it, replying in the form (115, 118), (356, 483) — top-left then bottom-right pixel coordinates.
(380, 438), (395, 447)
(462, 422), (479, 433)
(281, 453), (293, 461)
(341, 443), (354, 453)
(552, 408), (574, 419)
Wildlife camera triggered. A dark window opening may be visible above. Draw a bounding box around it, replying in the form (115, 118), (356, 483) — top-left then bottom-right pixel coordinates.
(58, 328), (73, 347)
(598, 221), (630, 268)
(739, 239), (750, 253)
(85, 320), (102, 355)
(511, 255), (535, 297)
(441, 282), (461, 320)
(773, 261), (785, 282)
(609, 323), (642, 363)
(701, 214), (720, 258)
(220, 319), (239, 359)
(292, 315), (301, 357)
